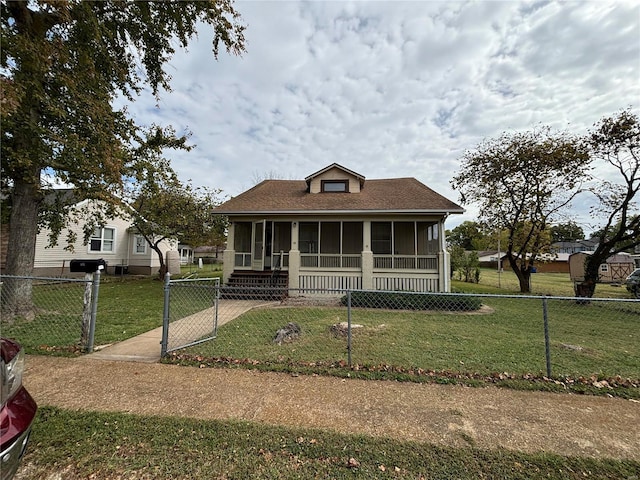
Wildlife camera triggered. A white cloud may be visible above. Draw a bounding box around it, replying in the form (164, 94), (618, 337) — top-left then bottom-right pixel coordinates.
(121, 0), (640, 231)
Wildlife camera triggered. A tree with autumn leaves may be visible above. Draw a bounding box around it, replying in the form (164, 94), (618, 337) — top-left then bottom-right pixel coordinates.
(452, 109), (639, 296)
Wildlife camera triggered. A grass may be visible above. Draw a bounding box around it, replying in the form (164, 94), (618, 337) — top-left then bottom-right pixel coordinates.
(18, 406), (639, 480)
(457, 268), (634, 298)
(174, 293), (640, 397)
(1, 276), (168, 354)
(1, 271), (223, 354)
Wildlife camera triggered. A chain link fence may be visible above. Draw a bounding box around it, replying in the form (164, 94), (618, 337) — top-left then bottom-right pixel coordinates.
(161, 274), (221, 355)
(1, 273), (101, 354)
(167, 287), (640, 384)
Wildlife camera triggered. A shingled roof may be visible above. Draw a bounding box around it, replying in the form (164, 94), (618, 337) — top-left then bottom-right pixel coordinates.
(215, 177), (464, 215)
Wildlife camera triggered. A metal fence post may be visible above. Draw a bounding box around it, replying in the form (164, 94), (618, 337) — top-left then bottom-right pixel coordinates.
(161, 272), (171, 357)
(347, 289), (352, 368)
(214, 278), (220, 338)
(87, 269), (101, 353)
(542, 296), (552, 378)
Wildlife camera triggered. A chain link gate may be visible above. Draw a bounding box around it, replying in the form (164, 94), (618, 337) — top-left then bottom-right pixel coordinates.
(161, 273), (220, 356)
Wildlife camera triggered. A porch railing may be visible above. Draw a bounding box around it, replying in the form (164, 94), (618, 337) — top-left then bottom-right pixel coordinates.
(374, 255), (438, 270)
(301, 254), (361, 269)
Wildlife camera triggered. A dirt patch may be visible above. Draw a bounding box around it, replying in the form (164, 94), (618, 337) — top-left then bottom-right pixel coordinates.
(23, 355), (640, 461)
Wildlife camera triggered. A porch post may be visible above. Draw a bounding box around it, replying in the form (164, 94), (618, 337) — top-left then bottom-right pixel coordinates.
(362, 220), (373, 290)
(222, 221), (236, 284)
(438, 219), (450, 292)
(289, 221), (300, 293)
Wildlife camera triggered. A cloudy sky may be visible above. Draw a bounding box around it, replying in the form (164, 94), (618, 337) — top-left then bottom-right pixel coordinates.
(123, 0), (640, 230)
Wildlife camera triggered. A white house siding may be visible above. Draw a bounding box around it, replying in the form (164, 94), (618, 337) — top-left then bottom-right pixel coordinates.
(33, 214), (131, 275)
(31, 201), (176, 276)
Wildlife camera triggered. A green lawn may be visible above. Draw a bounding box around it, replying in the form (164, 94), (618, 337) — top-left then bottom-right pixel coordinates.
(176, 294), (640, 395)
(18, 407), (638, 480)
(458, 268), (634, 298)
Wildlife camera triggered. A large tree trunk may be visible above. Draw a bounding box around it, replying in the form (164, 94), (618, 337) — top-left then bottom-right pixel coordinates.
(2, 180), (42, 320)
(506, 254), (531, 293)
(575, 255), (600, 299)
(151, 243), (167, 280)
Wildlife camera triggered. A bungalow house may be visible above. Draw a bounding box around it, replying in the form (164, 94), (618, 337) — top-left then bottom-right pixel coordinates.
(214, 164), (464, 293)
(1, 192), (179, 277)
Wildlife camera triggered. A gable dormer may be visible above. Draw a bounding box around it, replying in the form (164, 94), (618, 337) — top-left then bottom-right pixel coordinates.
(304, 163), (366, 194)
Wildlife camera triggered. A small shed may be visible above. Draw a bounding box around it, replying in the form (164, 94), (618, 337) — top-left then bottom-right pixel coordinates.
(569, 251), (636, 283)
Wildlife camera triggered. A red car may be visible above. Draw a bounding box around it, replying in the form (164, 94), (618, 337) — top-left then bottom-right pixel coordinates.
(1, 338), (37, 480)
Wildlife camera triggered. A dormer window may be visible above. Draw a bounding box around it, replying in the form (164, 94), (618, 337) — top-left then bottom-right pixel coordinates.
(321, 180), (349, 193)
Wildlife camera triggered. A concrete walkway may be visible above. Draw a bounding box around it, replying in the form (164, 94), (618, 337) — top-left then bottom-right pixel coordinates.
(88, 300), (276, 363)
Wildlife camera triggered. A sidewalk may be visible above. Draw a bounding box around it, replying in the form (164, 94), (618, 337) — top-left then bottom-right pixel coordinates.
(23, 354), (640, 461)
(88, 299), (276, 363)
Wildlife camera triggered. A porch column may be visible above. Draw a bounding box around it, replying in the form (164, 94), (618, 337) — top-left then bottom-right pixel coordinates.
(222, 222), (236, 284)
(438, 220), (450, 292)
(362, 220), (373, 290)
(289, 221), (300, 293)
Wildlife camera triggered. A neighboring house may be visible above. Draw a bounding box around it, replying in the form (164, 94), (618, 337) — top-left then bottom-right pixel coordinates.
(214, 163), (464, 293)
(178, 243), (194, 265)
(478, 251), (571, 273)
(551, 239), (598, 254)
(569, 251), (636, 284)
(1, 193), (178, 277)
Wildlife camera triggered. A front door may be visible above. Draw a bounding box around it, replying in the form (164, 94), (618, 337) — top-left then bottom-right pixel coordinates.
(252, 221), (265, 270)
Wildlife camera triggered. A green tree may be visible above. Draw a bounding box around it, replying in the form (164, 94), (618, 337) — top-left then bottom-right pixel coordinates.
(446, 221), (485, 250)
(451, 127), (590, 293)
(550, 221), (585, 243)
(576, 109), (640, 298)
(130, 176), (227, 279)
(1, 1), (245, 315)
(450, 246), (480, 284)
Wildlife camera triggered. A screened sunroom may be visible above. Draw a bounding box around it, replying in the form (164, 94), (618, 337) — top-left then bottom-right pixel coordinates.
(215, 164), (464, 293)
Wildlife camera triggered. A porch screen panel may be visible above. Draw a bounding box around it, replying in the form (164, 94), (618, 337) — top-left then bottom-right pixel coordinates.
(372, 222), (392, 254)
(417, 222), (438, 255)
(342, 222), (363, 254)
(320, 222), (340, 253)
(273, 222), (291, 252)
(299, 222), (319, 253)
(394, 222), (415, 255)
(234, 222), (252, 251)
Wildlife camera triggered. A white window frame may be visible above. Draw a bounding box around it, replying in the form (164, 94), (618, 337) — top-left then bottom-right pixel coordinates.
(89, 226), (116, 253)
(133, 235), (147, 255)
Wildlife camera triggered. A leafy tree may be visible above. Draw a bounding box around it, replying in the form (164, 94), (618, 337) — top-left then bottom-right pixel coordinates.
(1, 1), (245, 316)
(450, 246), (480, 283)
(130, 176), (227, 279)
(550, 221), (585, 243)
(451, 127), (590, 293)
(576, 109), (640, 298)
(446, 221), (485, 250)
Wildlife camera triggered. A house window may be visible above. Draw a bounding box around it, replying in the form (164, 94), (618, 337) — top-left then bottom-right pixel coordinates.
(90, 227), (115, 253)
(133, 235), (147, 254)
(321, 180), (348, 193)
(599, 264), (609, 273)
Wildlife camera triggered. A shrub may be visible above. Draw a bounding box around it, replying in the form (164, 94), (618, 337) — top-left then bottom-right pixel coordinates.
(341, 291), (482, 311)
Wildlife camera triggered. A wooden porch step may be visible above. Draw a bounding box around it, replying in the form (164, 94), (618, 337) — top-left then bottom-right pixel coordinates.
(222, 271), (289, 300)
